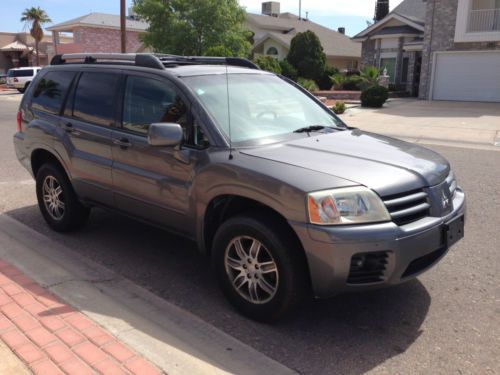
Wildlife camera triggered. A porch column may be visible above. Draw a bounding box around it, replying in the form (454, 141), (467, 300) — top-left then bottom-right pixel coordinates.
(406, 51), (416, 94)
(375, 39), (381, 68)
(395, 37), (404, 87)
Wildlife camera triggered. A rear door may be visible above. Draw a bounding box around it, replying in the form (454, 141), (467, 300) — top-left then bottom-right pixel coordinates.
(111, 72), (204, 236)
(58, 70), (120, 206)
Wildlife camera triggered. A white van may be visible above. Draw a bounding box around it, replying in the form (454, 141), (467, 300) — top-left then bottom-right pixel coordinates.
(6, 67), (42, 93)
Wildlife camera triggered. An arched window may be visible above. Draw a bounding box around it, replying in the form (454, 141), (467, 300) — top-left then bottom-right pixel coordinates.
(266, 47), (278, 56)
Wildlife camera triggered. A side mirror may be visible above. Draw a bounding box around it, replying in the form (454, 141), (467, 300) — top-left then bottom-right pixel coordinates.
(148, 123), (183, 147)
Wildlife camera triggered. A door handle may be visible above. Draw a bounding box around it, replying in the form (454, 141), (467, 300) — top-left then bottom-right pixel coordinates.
(113, 137), (132, 149)
(62, 122), (81, 136)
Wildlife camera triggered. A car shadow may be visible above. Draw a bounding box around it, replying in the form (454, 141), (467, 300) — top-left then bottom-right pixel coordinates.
(6, 205), (430, 375)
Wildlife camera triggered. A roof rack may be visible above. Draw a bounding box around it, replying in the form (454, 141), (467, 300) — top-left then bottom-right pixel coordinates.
(154, 54), (259, 70)
(50, 53), (259, 70)
(50, 53), (164, 70)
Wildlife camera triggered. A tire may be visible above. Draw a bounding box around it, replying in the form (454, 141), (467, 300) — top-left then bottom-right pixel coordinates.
(212, 213), (308, 322)
(35, 163), (90, 232)
(17, 88), (25, 93)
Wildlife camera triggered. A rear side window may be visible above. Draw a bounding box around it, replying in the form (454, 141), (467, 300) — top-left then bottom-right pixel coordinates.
(73, 72), (119, 126)
(31, 71), (76, 115)
(8, 69), (34, 77)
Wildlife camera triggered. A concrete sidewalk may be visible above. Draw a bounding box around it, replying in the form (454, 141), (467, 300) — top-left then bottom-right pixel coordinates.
(341, 99), (500, 151)
(0, 214), (295, 375)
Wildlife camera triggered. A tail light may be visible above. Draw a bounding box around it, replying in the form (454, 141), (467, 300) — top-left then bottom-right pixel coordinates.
(13, 78), (18, 82)
(17, 111), (22, 132)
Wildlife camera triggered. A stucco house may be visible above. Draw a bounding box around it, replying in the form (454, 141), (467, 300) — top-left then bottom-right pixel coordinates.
(46, 12), (149, 55)
(245, 2), (361, 69)
(353, 0), (500, 102)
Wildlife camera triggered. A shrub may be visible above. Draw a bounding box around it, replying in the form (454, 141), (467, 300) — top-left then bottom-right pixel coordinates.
(297, 77), (319, 92)
(287, 31), (326, 81)
(330, 73), (361, 91)
(253, 55), (282, 74)
(316, 65), (339, 90)
(361, 85), (389, 108)
(358, 65), (380, 90)
(342, 75), (361, 91)
(332, 101), (346, 114)
(279, 59), (298, 81)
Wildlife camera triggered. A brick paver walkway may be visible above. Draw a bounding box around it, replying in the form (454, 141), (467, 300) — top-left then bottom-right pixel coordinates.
(0, 258), (162, 375)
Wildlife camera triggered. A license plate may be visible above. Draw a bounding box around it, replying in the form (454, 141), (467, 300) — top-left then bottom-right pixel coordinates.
(444, 214), (465, 247)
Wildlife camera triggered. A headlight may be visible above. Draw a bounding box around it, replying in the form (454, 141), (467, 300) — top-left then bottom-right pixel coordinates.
(307, 186), (390, 225)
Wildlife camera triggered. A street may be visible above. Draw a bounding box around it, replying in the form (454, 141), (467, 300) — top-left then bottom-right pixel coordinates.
(1, 94), (499, 374)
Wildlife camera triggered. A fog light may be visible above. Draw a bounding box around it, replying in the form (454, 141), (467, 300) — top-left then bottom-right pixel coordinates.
(352, 255), (366, 268)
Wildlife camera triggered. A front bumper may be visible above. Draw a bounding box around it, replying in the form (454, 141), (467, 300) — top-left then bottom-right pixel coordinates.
(292, 189), (466, 298)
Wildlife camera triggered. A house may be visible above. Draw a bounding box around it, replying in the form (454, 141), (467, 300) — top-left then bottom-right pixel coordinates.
(0, 32), (70, 73)
(353, 0), (500, 102)
(245, 2), (361, 69)
(46, 12), (149, 55)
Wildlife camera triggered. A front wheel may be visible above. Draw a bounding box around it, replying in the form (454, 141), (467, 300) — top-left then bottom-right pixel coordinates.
(36, 163), (90, 232)
(212, 214), (308, 322)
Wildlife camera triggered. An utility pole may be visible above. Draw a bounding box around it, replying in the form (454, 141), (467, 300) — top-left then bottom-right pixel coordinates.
(299, 0), (302, 20)
(120, 0), (126, 53)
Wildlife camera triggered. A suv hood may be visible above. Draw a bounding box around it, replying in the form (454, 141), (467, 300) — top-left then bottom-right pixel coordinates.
(240, 130), (450, 197)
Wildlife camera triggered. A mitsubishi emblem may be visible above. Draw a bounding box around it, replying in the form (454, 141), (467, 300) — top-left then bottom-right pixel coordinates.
(441, 189), (450, 209)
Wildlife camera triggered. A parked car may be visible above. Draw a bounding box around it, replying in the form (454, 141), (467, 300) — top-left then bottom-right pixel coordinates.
(13, 54), (465, 321)
(0, 73), (7, 85)
(6, 66), (42, 93)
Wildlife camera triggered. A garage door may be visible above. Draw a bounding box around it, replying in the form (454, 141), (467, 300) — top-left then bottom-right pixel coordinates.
(432, 51), (500, 102)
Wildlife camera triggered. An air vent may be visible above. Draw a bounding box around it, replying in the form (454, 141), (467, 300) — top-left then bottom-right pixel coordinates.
(383, 189), (430, 226)
(347, 251), (389, 284)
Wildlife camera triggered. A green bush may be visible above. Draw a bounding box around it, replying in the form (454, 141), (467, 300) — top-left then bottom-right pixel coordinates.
(279, 59), (298, 81)
(287, 31), (326, 81)
(361, 85), (389, 108)
(297, 77), (319, 92)
(332, 101), (346, 114)
(253, 55), (282, 74)
(317, 65), (339, 90)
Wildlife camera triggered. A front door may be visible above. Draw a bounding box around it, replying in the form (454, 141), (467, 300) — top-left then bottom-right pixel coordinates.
(111, 72), (204, 237)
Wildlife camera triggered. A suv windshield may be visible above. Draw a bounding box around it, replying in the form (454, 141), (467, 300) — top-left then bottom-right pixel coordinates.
(8, 69), (34, 77)
(183, 74), (345, 144)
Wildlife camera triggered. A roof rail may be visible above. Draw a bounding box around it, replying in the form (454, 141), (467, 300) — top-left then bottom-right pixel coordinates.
(49, 53), (259, 70)
(154, 54), (260, 70)
(50, 53), (164, 70)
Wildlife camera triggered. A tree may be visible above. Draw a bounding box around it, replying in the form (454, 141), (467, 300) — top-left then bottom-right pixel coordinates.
(21, 7), (52, 66)
(287, 31), (326, 81)
(359, 65), (380, 89)
(253, 56), (281, 74)
(134, 0), (251, 57)
(374, 0), (389, 22)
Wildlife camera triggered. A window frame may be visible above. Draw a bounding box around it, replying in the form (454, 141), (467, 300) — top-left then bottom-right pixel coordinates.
(118, 71), (210, 150)
(68, 70), (122, 128)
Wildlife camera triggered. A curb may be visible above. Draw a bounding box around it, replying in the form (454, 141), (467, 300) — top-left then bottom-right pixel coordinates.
(0, 214), (295, 375)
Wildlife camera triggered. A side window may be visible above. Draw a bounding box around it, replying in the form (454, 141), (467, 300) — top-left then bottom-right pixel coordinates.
(122, 75), (209, 148)
(73, 72), (119, 126)
(32, 71), (76, 115)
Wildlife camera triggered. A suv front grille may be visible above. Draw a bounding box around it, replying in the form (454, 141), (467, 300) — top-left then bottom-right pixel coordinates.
(347, 251), (389, 284)
(383, 189), (430, 226)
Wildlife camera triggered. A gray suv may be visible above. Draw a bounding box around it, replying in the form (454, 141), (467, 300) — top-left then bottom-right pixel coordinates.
(14, 53), (465, 321)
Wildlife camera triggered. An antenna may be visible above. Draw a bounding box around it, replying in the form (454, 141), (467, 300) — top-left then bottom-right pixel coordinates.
(225, 62), (233, 160)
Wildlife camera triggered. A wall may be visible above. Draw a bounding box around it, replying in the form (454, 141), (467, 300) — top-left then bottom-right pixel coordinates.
(419, 0), (500, 99)
(327, 57), (360, 69)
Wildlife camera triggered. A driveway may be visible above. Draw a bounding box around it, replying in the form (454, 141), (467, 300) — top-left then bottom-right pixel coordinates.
(342, 99), (500, 150)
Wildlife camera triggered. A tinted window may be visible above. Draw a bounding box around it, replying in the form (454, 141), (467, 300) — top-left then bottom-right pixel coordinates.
(8, 69), (34, 77)
(73, 72), (119, 126)
(32, 71), (76, 114)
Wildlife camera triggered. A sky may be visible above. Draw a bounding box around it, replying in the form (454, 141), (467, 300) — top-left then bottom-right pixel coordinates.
(1, 0), (404, 37)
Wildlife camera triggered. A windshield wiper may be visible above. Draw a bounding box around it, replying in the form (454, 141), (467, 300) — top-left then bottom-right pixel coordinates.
(293, 125), (326, 134)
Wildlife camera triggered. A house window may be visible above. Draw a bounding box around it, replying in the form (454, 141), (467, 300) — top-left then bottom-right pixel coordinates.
(401, 57), (409, 83)
(266, 47), (279, 56)
(380, 58), (396, 83)
(469, 0), (500, 31)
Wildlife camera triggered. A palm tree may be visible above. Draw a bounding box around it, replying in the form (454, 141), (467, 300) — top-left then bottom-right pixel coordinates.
(359, 66), (380, 87)
(21, 7), (52, 66)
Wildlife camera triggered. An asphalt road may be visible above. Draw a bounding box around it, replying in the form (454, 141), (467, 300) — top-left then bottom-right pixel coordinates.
(1, 94), (499, 375)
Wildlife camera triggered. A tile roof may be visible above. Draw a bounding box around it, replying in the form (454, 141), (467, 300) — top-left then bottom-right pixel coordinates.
(246, 13), (361, 58)
(46, 13), (148, 32)
(391, 0), (427, 23)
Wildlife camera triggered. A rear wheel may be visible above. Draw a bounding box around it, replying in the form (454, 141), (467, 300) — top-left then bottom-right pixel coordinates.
(212, 214), (308, 322)
(36, 163), (90, 232)
(17, 82), (29, 93)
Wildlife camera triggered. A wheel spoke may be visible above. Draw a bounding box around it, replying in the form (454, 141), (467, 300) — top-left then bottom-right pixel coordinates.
(259, 261), (277, 274)
(257, 277), (276, 296)
(43, 194), (51, 203)
(248, 281), (259, 302)
(232, 273), (247, 290)
(249, 239), (261, 260)
(226, 256), (243, 270)
(54, 186), (63, 197)
(233, 238), (247, 260)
